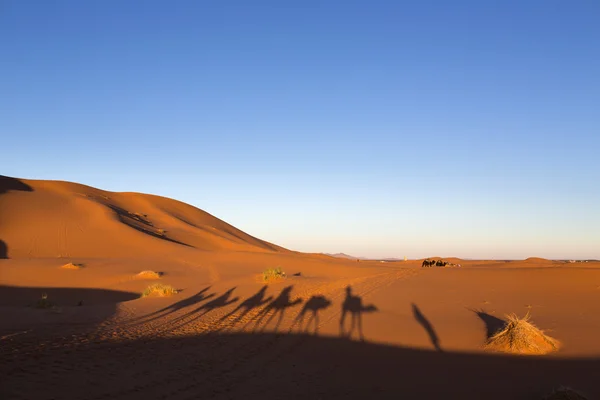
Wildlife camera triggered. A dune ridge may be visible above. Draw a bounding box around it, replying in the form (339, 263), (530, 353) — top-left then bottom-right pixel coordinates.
(0, 176), (285, 258)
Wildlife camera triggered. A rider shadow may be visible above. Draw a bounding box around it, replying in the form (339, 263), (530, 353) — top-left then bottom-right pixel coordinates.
(290, 295), (332, 335)
(129, 286), (215, 326)
(252, 285), (302, 333)
(339, 286), (378, 341)
(218, 285), (273, 329)
(412, 303), (442, 352)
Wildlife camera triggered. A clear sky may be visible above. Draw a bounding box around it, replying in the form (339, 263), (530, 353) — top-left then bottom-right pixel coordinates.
(2, 1), (599, 259)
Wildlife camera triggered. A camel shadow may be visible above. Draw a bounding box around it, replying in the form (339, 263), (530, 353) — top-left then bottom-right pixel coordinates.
(129, 286), (215, 326)
(219, 285), (272, 329)
(166, 288), (239, 331)
(253, 286), (302, 332)
(290, 295), (332, 334)
(339, 286), (378, 341)
(412, 303), (442, 352)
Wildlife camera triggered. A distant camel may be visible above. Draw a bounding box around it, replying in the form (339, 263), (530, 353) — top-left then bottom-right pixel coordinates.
(290, 295), (332, 334)
(254, 286), (302, 332)
(339, 286), (378, 340)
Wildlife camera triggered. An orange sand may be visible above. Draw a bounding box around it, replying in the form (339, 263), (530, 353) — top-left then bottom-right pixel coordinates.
(1, 175), (599, 399)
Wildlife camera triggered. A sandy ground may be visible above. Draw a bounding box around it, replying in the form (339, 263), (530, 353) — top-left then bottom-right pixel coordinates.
(2, 176), (600, 399)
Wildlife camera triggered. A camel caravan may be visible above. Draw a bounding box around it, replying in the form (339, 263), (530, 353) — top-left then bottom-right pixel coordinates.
(421, 259), (461, 268)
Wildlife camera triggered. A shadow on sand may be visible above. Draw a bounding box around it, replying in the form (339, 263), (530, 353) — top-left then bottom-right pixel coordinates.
(3, 331), (598, 400)
(340, 285), (378, 340)
(0, 176), (34, 259)
(412, 303), (442, 352)
(290, 294), (332, 334)
(0, 285), (139, 307)
(472, 309), (507, 339)
(253, 285), (303, 332)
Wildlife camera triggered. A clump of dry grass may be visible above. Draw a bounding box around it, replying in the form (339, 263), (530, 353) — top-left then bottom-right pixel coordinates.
(142, 283), (178, 297)
(485, 312), (559, 355)
(262, 267), (286, 283)
(35, 293), (55, 309)
(136, 270), (163, 279)
(543, 386), (589, 400)
(61, 262), (84, 270)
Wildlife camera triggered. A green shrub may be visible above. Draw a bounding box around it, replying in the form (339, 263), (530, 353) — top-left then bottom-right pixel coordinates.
(142, 283), (178, 297)
(262, 267), (286, 283)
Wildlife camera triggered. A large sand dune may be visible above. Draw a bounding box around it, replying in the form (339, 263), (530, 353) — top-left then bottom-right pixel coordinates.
(1, 175), (600, 399)
(0, 175), (284, 258)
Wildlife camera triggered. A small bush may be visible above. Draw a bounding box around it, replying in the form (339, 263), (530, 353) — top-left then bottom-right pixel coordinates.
(156, 229), (167, 237)
(262, 267), (286, 283)
(61, 263), (84, 270)
(485, 312), (559, 355)
(35, 293), (55, 309)
(142, 283), (178, 297)
(136, 270), (163, 279)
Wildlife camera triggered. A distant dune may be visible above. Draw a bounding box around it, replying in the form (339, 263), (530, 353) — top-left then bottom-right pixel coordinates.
(324, 252), (366, 260)
(0, 175), (286, 258)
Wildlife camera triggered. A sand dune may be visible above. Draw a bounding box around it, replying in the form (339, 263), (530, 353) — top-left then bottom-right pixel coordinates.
(0, 175), (284, 258)
(2, 175), (600, 399)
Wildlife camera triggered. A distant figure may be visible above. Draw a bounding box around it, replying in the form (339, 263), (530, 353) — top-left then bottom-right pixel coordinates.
(340, 286), (378, 340)
(412, 303), (442, 352)
(291, 295), (332, 334)
(254, 286), (302, 332)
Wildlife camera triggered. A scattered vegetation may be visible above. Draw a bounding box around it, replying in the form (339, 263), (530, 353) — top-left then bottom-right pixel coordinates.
(543, 386), (589, 400)
(61, 262), (84, 270)
(156, 228), (167, 237)
(35, 293), (55, 309)
(484, 312), (559, 355)
(142, 283), (178, 297)
(136, 270), (163, 279)
(262, 267), (286, 283)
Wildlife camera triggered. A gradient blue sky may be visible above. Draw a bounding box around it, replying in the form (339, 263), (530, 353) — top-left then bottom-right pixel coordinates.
(2, 1), (599, 259)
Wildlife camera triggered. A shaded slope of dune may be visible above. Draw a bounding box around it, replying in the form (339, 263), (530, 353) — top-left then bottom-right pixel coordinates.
(0, 176), (286, 258)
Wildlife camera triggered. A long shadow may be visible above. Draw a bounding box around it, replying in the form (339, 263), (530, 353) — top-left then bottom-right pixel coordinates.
(290, 294), (332, 334)
(0, 285), (139, 307)
(129, 287), (215, 326)
(5, 332), (599, 400)
(472, 309), (506, 339)
(339, 285), (378, 341)
(0, 176), (34, 259)
(219, 285), (272, 327)
(412, 303), (442, 352)
(253, 286), (303, 332)
(168, 288), (239, 331)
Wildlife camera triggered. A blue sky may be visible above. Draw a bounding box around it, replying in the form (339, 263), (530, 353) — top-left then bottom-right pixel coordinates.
(2, 0), (599, 259)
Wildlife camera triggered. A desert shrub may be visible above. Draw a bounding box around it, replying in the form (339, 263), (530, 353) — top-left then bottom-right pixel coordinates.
(142, 283), (178, 297)
(61, 262), (84, 270)
(35, 293), (55, 309)
(262, 267), (286, 283)
(485, 312), (559, 355)
(156, 229), (167, 236)
(136, 270), (163, 279)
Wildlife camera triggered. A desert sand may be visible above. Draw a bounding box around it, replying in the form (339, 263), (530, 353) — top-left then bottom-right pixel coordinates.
(1, 175), (599, 399)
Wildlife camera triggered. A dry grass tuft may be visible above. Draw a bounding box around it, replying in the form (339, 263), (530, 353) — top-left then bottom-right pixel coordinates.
(61, 262), (84, 270)
(262, 267), (286, 283)
(35, 293), (55, 309)
(543, 386), (589, 400)
(136, 270), (163, 279)
(142, 283), (178, 298)
(485, 312), (559, 355)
